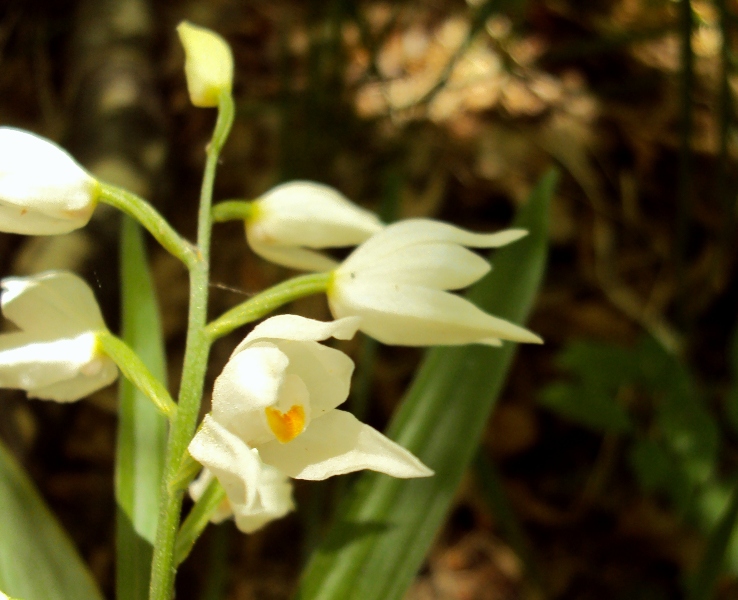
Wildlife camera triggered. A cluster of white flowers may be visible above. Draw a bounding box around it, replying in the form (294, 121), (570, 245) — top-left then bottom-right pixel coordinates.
(0, 22), (541, 537)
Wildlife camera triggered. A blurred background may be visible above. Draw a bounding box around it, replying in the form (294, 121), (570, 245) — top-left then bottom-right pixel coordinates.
(1, 0), (737, 598)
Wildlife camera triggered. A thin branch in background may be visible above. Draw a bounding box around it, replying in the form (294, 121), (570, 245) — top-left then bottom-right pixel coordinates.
(396, 0), (516, 112)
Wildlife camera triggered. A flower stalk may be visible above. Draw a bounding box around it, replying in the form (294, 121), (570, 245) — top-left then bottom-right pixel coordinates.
(174, 477), (227, 566)
(98, 183), (197, 268)
(97, 330), (177, 418)
(205, 271), (332, 341)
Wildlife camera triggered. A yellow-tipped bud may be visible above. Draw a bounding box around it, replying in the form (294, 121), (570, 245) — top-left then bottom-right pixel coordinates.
(177, 21), (233, 107)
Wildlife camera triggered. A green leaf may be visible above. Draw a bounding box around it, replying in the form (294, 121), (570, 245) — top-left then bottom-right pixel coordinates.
(539, 381), (633, 433)
(295, 169), (557, 600)
(556, 340), (640, 390)
(115, 217), (169, 598)
(655, 369), (719, 488)
(628, 438), (692, 509)
(537, 339), (636, 433)
(688, 479), (738, 598)
(0, 439), (103, 600)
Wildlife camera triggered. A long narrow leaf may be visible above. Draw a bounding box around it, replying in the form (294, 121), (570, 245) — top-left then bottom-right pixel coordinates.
(115, 216), (169, 598)
(296, 169), (556, 600)
(0, 439), (103, 600)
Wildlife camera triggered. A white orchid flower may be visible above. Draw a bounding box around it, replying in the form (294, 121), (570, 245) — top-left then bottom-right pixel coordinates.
(246, 181), (384, 271)
(0, 271), (118, 401)
(327, 219), (543, 347)
(189, 420), (294, 533)
(0, 127), (99, 234)
(177, 21), (233, 107)
(192, 314), (431, 480)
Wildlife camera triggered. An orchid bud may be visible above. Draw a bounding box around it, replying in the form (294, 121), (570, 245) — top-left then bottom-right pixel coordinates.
(0, 128), (98, 235)
(177, 21), (234, 107)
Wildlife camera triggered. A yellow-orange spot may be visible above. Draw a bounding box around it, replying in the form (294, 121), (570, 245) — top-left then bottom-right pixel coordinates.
(265, 404), (306, 443)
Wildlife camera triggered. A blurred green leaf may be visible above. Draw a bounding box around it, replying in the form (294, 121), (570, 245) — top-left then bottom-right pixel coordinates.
(295, 169), (556, 600)
(0, 439), (103, 600)
(689, 479), (738, 597)
(724, 388), (738, 438)
(655, 367), (718, 488)
(539, 381), (632, 433)
(629, 438), (691, 509)
(115, 217), (169, 598)
(557, 341), (641, 389)
(633, 336), (677, 389)
(539, 340), (635, 433)
(473, 452), (545, 592)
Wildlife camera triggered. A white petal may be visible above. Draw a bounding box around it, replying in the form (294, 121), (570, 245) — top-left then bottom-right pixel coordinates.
(0, 203), (88, 236)
(342, 219), (527, 273)
(255, 181), (384, 248)
(233, 451), (293, 534)
(189, 416), (293, 533)
(258, 409), (433, 480)
(0, 128), (97, 234)
(0, 332), (117, 401)
(177, 22), (233, 107)
(337, 242), (490, 291)
(244, 233), (339, 272)
(330, 281), (542, 346)
(211, 344), (287, 445)
(189, 468), (234, 523)
(276, 339), (354, 416)
(245, 181), (383, 271)
(29, 355), (118, 402)
(1, 271), (105, 337)
(189, 417), (258, 508)
(234, 314), (361, 354)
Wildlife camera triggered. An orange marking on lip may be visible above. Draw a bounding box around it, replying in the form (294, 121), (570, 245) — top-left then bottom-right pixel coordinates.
(265, 404), (306, 443)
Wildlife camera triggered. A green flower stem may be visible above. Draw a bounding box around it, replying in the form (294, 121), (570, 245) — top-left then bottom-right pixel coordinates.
(149, 90), (235, 600)
(98, 183), (197, 269)
(205, 272), (332, 341)
(97, 330), (177, 418)
(212, 200), (254, 223)
(173, 477), (227, 566)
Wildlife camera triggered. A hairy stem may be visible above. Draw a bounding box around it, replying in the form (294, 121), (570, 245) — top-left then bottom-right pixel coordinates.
(149, 91), (234, 600)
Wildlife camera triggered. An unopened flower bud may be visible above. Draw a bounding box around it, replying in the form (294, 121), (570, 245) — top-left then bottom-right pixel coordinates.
(177, 21), (234, 107)
(0, 127), (99, 235)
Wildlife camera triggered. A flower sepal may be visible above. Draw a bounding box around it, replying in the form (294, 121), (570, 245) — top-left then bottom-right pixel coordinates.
(241, 181), (384, 271)
(0, 271), (118, 401)
(328, 218), (543, 347)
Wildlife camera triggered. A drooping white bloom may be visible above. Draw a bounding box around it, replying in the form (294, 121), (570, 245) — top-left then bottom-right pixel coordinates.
(0, 127), (99, 234)
(190, 314), (432, 480)
(189, 420), (294, 533)
(177, 21), (234, 107)
(327, 219), (543, 347)
(0, 271), (118, 401)
(246, 181), (384, 271)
